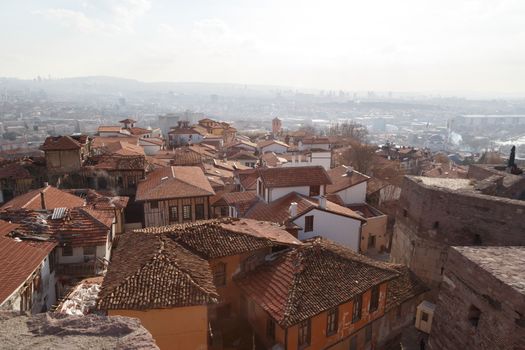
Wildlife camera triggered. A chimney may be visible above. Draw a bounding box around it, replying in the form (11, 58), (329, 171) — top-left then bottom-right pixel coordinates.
(40, 191), (46, 209)
(345, 165), (354, 176)
(319, 196), (327, 209)
(289, 202), (298, 217)
(43, 182), (49, 187)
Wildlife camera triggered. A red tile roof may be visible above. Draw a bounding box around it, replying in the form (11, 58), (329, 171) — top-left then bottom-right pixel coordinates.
(385, 265), (428, 311)
(99, 141), (145, 157)
(98, 126), (123, 133)
(98, 232), (218, 310)
(129, 127), (150, 136)
(0, 208), (113, 248)
(0, 163), (32, 179)
(235, 169), (258, 191)
(236, 237), (400, 327)
(327, 165), (370, 194)
(135, 218), (301, 259)
(136, 166), (215, 202)
(211, 191), (259, 216)
(258, 140), (290, 149)
(41, 136), (84, 151)
(257, 166), (332, 188)
(0, 219), (57, 305)
(1, 186), (85, 210)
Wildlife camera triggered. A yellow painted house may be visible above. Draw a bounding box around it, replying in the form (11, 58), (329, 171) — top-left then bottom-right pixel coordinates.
(97, 232), (219, 350)
(236, 237), (403, 350)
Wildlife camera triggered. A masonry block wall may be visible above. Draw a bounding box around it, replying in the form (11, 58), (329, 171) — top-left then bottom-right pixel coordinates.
(390, 176), (525, 292)
(428, 247), (525, 350)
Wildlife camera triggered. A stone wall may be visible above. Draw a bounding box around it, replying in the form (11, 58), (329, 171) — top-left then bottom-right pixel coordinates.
(390, 176), (525, 293)
(428, 247), (525, 350)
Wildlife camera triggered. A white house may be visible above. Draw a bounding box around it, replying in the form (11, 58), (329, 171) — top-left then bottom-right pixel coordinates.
(168, 120), (206, 146)
(281, 150), (332, 170)
(139, 137), (164, 155)
(298, 137), (331, 151)
(245, 192), (366, 251)
(255, 166), (331, 202)
(257, 140), (290, 154)
(326, 165), (370, 205)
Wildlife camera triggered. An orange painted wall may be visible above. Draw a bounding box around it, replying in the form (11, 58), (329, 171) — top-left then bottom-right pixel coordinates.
(109, 306), (208, 350)
(210, 248), (270, 316)
(245, 282), (388, 350)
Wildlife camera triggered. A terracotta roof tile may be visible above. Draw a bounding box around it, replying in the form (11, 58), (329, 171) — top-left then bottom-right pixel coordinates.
(327, 165), (370, 194)
(1, 186), (85, 210)
(135, 218), (301, 259)
(0, 163), (32, 179)
(0, 220), (57, 304)
(136, 166), (215, 202)
(236, 237), (400, 327)
(41, 136), (86, 151)
(385, 265), (428, 311)
(98, 232), (218, 310)
(211, 191), (258, 216)
(258, 166), (332, 188)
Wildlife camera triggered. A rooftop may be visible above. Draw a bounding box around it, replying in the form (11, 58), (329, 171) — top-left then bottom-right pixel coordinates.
(453, 246), (525, 295)
(1, 185), (85, 210)
(98, 232), (218, 310)
(411, 176), (474, 191)
(327, 165), (370, 194)
(41, 135), (88, 151)
(135, 218), (302, 259)
(0, 220), (57, 305)
(257, 166), (332, 188)
(136, 166), (215, 202)
(236, 237), (400, 327)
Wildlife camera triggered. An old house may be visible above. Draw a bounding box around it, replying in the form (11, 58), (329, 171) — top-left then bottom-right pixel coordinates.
(168, 120), (207, 146)
(348, 204), (388, 254)
(228, 150), (259, 168)
(136, 166), (215, 227)
(245, 192), (366, 251)
(255, 166), (331, 202)
(327, 165), (370, 205)
(0, 220), (57, 313)
(98, 232), (219, 350)
(236, 237), (402, 350)
(428, 246), (525, 350)
(0, 207), (115, 294)
(41, 135), (91, 174)
(0, 184), (85, 210)
(210, 191), (258, 218)
(257, 140), (290, 154)
(0, 162), (34, 203)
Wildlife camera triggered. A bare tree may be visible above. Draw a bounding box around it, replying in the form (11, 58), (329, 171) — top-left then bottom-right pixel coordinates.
(340, 141), (377, 174)
(328, 121), (368, 143)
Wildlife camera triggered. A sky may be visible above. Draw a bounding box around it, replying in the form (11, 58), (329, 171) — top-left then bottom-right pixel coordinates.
(1, 0), (524, 95)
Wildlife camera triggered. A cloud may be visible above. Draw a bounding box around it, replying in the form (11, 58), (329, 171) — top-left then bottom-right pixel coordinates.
(36, 0), (151, 34)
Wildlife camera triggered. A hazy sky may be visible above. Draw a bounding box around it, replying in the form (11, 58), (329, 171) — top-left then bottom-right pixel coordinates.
(1, 0), (524, 94)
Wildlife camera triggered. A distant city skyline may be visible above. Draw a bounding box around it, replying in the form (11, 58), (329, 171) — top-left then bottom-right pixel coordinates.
(1, 0), (525, 96)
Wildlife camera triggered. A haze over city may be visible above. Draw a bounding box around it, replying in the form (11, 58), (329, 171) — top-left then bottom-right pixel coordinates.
(1, 0), (525, 96)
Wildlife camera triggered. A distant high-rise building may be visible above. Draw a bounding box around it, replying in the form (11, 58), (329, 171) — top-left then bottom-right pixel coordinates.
(272, 117), (282, 135)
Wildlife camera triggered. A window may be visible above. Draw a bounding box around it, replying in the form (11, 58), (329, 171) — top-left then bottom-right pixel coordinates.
(368, 235), (376, 249)
(266, 318), (276, 341)
(403, 209), (408, 217)
(98, 177), (108, 189)
(370, 285), (380, 312)
(83, 246), (96, 256)
(309, 185), (320, 196)
(49, 250), (56, 273)
(468, 305), (481, 328)
(127, 177), (136, 189)
(421, 312), (429, 322)
(220, 206), (228, 217)
(326, 307), (338, 336)
(365, 324), (372, 344)
(150, 201), (159, 209)
(117, 176), (123, 187)
(183, 205), (192, 221)
(352, 294), (362, 323)
(433, 221), (439, 229)
(195, 204), (205, 220)
(169, 206), (178, 223)
(473, 234), (482, 245)
(62, 245), (73, 256)
(305, 215), (314, 232)
(298, 319), (311, 348)
(213, 262), (226, 287)
(349, 335), (357, 350)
